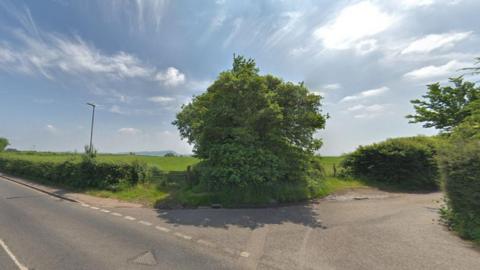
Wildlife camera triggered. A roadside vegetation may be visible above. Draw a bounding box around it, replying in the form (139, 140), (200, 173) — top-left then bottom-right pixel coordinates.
(341, 136), (442, 191)
(0, 150), (363, 207)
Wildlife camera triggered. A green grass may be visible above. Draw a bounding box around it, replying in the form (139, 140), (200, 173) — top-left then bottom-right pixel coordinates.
(0, 152), (199, 171)
(85, 177), (366, 207)
(86, 182), (170, 207)
(317, 156), (345, 176)
(316, 177), (366, 197)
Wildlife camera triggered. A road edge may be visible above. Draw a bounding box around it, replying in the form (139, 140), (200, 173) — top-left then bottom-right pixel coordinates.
(0, 174), (79, 203)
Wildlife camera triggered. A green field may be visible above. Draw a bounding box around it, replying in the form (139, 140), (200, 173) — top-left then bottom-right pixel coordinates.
(0, 152), (199, 171)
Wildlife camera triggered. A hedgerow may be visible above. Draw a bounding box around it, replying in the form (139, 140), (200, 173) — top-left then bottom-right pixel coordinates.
(341, 136), (441, 190)
(0, 154), (147, 189)
(438, 139), (480, 242)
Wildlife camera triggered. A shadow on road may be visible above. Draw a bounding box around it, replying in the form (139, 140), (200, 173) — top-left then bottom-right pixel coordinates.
(154, 203), (324, 229)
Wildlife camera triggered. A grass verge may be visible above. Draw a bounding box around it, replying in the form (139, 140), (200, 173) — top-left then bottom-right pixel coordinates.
(86, 177), (367, 208)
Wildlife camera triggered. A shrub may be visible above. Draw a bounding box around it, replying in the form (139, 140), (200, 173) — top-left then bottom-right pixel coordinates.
(341, 136), (441, 190)
(0, 138), (9, 152)
(0, 155), (147, 190)
(438, 139), (480, 241)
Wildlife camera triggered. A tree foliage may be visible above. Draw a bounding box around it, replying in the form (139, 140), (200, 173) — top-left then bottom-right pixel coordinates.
(0, 138), (9, 151)
(462, 57), (480, 75)
(173, 56), (327, 190)
(407, 77), (480, 132)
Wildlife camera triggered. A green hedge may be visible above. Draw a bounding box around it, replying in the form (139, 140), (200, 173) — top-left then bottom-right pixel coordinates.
(341, 136), (441, 190)
(0, 155), (147, 189)
(439, 140), (480, 242)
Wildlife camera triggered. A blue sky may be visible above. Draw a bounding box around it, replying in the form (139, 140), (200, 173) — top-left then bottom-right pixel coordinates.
(0, 0), (479, 155)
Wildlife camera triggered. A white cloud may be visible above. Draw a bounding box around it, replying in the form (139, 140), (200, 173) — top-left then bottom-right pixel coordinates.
(347, 104), (365, 111)
(155, 67), (186, 86)
(45, 124), (57, 132)
(401, 0), (435, 8)
(400, 0), (462, 9)
(265, 11), (303, 48)
(403, 60), (468, 80)
(313, 1), (395, 50)
(148, 96), (175, 103)
(364, 104), (386, 112)
(0, 31), (155, 80)
(109, 105), (127, 115)
(118, 127), (141, 135)
(223, 17), (243, 48)
(323, 83), (341, 90)
(401, 32), (472, 54)
(104, 0), (169, 32)
(347, 104), (387, 113)
(352, 104), (387, 119)
(341, 86), (390, 102)
(355, 39), (378, 55)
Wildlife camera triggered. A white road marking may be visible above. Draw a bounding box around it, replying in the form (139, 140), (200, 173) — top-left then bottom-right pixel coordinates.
(138, 221), (152, 226)
(90, 206), (100, 210)
(81, 203), (90, 207)
(155, 226), (171, 233)
(197, 239), (216, 248)
(100, 209), (110, 213)
(0, 238), (28, 270)
(240, 251), (250, 258)
(111, 212), (122, 217)
(174, 232), (192, 240)
(124, 216), (136, 221)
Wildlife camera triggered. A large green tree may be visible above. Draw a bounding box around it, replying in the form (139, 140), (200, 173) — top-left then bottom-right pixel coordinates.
(407, 77), (480, 132)
(174, 56), (326, 190)
(0, 138), (9, 151)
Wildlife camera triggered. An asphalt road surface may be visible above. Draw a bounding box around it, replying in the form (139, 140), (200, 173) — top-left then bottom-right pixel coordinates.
(0, 176), (479, 270)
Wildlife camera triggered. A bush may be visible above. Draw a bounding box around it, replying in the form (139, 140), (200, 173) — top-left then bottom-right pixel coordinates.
(341, 136), (441, 190)
(438, 140), (480, 241)
(0, 155), (147, 190)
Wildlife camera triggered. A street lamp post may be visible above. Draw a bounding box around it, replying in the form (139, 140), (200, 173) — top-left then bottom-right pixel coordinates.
(86, 103), (96, 154)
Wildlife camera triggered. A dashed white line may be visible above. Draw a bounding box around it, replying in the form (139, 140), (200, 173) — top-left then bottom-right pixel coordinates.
(155, 226), (171, 233)
(240, 251), (250, 258)
(174, 232), (192, 240)
(138, 221), (152, 226)
(78, 204), (249, 259)
(0, 238), (28, 270)
(197, 239), (216, 248)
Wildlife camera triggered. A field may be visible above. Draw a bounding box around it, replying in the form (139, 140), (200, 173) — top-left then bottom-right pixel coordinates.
(0, 152), (199, 171)
(0, 151), (360, 207)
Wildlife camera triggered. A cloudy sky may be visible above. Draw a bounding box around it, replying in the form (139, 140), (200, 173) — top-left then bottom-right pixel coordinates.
(0, 0), (479, 155)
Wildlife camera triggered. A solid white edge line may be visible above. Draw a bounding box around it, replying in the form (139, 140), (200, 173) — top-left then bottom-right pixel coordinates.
(124, 216), (136, 221)
(0, 238), (28, 270)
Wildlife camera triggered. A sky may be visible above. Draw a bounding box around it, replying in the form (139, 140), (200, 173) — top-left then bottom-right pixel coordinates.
(0, 0), (479, 155)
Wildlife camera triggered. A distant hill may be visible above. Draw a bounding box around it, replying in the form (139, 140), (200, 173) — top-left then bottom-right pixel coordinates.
(132, 150), (179, 157)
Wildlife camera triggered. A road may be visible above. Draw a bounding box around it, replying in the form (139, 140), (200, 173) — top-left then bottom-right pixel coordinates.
(0, 176), (479, 270)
